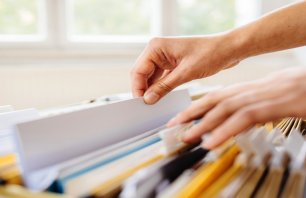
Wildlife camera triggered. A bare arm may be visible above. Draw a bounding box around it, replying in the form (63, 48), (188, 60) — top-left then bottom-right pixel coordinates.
(167, 2), (306, 148)
(131, 1), (306, 105)
(231, 1), (306, 60)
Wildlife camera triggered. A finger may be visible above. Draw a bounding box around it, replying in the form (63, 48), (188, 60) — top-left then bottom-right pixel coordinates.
(203, 98), (292, 149)
(167, 96), (217, 127)
(167, 81), (262, 127)
(131, 46), (158, 97)
(148, 68), (170, 86)
(131, 60), (155, 97)
(193, 88), (280, 133)
(167, 100), (207, 127)
(181, 118), (212, 144)
(132, 39), (176, 98)
(131, 72), (148, 97)
(197, 78), (306, 140)
(143, 68), (188, 104)
(180, 90), (265, 142)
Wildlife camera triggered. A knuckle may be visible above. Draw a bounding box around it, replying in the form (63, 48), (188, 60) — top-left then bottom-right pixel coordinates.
(176, 71), (191, 84)
(217, 99), (234, 115)
(239, 108), (258, 123)
(203, 91), (220, 105)
(156, 81), (173, 92)
(159, 59), (171, 69)
(238, 91), (258, 104)
(177, 111), (191, 122)
(148, 37), (164, 49)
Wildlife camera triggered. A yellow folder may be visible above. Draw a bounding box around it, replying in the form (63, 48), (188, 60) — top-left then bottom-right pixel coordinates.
(177, 145), (240, 198)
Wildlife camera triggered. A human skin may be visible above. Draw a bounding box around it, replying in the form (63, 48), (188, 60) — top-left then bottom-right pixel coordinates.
(168, 68), (306, 148)
(130, 1), (306, 149)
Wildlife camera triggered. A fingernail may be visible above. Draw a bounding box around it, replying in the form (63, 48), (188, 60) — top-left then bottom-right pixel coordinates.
(167, 117), (178, 127)
(144, 91), (159, 104)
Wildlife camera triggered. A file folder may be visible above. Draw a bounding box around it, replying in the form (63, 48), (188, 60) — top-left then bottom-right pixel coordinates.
(1, 90), (304, 197)
(13, 90), (191, 191)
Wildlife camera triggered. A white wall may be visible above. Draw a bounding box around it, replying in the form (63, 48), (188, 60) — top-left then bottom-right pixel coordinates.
(0, 49), (301, 109)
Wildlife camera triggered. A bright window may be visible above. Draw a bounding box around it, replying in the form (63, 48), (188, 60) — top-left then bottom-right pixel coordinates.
(0, 0), (45, 41)
(0, 0), (259, 47)
(69, 0), (152, 37)
(177, 0), (236, 35)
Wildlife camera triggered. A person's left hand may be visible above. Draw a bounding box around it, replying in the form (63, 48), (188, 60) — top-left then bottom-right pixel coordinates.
(167, 67), (306, 149)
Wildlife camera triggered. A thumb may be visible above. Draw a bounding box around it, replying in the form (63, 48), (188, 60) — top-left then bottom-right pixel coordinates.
(143, 70), (186, 104)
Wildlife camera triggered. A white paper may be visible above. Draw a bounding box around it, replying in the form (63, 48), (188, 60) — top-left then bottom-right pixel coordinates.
(0, 108), (39, 155)
(0, 108), (39, 131)
(0, 129), (15, 155)
(14, 90), (191, 190)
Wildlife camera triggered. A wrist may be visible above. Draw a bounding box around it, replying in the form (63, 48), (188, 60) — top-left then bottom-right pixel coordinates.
(221, 28), (253, 62)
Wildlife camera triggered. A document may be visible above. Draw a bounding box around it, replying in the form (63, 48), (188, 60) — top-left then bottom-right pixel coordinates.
(0, 109), (39, 155)
(13, 90), (191, 191)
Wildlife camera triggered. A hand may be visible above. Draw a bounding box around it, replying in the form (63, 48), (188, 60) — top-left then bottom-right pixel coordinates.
(167, 68), (306, 149)
(131, 36), (241, 104)
(131, 1), (306, 105)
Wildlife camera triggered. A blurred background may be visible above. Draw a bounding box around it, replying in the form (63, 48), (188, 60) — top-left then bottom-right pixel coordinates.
(0, 0), (305, 109)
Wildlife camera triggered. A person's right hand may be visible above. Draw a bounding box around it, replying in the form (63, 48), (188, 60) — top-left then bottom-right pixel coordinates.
(131, 35), (242, 104)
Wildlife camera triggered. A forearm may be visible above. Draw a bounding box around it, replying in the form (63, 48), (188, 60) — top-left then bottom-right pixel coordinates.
(227, 1), (306, 60)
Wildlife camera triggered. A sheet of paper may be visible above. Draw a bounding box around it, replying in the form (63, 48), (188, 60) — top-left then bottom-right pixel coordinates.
(0, 129), (15, 155)
(14, 90), (191, 190)
(0, 109), (39, 155)
(0, 108), (39, 131)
